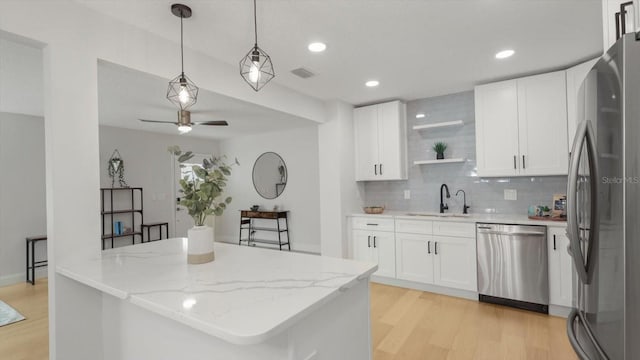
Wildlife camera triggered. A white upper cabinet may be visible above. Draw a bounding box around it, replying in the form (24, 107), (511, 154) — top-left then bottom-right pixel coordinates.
(474, 80), (520, 177)
(354, 105), (379, 181)
(354, 101), (407, 181)
(566, 58), (598, 150)
(602, 0), (638, 51)
(475, 70), (568, 177)
(517, 71), (568, 176)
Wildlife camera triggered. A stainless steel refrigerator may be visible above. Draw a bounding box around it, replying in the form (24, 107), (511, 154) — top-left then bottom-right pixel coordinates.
(566, 32), (640, 360)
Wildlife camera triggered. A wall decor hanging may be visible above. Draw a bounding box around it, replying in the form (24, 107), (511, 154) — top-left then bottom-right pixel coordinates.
(108, 149), (129, 188)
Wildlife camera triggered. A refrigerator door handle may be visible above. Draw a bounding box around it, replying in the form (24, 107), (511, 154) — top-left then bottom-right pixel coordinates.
(584, 121), (601, 284)
(567, 120), (600, 285)
(567, 309), (591, 360)
(567, 309), (610, 360)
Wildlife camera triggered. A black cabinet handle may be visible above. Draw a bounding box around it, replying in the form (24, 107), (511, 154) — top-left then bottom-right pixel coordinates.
(374, 164), (377, 175)
(435, 242), (438, 255)
(366, 223), (378, 226)
(522, 155), (526, 169)
(373, 236), (377, 248)
(427, 240), (431, 254)
(380, 163), (383, 175)
(367, 236), (371, 248)
(553, 234), (557, 250)
(514, 155), (517, 169)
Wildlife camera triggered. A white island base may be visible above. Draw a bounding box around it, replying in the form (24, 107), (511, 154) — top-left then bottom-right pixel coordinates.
(101, 280), (370, 360)
(57, 239), (377, 360)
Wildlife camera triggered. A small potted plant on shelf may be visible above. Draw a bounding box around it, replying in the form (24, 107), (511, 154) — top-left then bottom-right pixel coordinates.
(168, 145), (239, 264)
(433, 142), (448, 160)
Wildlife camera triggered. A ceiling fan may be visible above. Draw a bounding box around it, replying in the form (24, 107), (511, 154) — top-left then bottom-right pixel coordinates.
(139, 110), (228, 134)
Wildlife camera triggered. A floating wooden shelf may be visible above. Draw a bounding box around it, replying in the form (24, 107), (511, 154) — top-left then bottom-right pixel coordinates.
(413, 158), (466, 165)
(412, 120), (464, 130)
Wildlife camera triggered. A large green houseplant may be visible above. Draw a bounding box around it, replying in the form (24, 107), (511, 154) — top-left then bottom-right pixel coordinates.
(168, 145), (239, 264)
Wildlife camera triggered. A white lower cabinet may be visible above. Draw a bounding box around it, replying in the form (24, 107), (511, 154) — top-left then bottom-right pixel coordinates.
(395, 233), (434, 283)
(432, 236), (478, 292)
(395, 220), (477, 292)
(352, 229), (396, 278)
(548, 227), (574, 307)
(354, 215), (570, 309)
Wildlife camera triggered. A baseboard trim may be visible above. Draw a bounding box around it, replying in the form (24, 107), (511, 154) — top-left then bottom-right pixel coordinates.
(0, 268), (48, 287)
(549, 304), (572, 318)
(370, 275), (478, 301)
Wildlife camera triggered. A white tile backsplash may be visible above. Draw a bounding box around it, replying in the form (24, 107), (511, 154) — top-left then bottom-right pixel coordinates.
(362, 91), (567, 216)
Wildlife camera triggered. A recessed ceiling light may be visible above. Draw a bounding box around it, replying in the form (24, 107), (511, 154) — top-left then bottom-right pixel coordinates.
(495, 49), (515, 59)
(365, 80), (379, 87)
(416, 113), (426, 119)
(308, 42), (327, 53)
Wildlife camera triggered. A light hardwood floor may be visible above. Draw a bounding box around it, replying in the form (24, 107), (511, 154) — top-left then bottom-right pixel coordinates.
(0, 280), (575, 360)
(371, 283), (577, 360)
(0, 279), (48, 360)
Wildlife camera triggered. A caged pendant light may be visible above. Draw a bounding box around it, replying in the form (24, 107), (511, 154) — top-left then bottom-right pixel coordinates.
(239, 0), (275, 91)
(167, 3), (199, 110)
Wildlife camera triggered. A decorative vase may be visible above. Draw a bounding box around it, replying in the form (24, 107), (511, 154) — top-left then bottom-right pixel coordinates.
(436, 152), (445, 160)
(187, 225), (215, 264)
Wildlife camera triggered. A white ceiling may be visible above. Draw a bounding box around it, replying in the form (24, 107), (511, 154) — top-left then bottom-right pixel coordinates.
(78, 0), (603, 106)
(98, 61), (315, 140)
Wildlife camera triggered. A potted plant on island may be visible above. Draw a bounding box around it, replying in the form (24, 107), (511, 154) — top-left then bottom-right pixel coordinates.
(168, 146), (239, 264)
(433, 142), (448, 160)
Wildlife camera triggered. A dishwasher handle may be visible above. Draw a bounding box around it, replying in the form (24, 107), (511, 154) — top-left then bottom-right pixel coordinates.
(478, 230), (546, 236)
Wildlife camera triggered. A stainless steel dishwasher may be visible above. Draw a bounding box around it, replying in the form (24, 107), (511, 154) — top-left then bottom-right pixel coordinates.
(476, 223), (549, 313)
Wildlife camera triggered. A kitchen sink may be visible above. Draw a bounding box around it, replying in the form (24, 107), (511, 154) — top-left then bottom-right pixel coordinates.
(404, 212), (471, 218)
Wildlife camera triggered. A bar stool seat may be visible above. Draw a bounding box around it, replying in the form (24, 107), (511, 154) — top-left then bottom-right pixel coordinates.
(141, 222), (169, 242)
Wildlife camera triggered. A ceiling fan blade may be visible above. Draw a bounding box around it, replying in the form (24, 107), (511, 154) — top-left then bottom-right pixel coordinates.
(193, 120), (229, 126)
(138, 119), (179, 125)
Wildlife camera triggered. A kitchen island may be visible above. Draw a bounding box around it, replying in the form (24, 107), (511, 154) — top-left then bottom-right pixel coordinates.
(56, 238), (377, 360)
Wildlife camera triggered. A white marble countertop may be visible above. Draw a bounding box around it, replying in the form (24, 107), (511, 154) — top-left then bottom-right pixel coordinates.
(350, 211), (567, 227)
(56, 239), (377, 345)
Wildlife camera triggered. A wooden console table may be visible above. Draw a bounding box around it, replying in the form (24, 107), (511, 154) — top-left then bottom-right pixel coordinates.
(238, 210), (290, 251)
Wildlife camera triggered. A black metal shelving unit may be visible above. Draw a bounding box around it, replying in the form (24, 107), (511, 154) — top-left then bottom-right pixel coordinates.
(100, 187), (143, 249)
(238, 210), (290, 251)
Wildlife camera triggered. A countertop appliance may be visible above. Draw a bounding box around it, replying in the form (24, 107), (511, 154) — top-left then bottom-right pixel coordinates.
(476, 223), (548, 313)
(566, 32), (640, 360)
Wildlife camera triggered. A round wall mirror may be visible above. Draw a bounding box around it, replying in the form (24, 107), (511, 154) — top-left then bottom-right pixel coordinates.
(252, 152), (287, 199)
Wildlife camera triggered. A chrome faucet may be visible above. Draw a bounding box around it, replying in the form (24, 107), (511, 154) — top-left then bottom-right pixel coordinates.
(440, 184), (450, 213)
(456, 189), (470, 214)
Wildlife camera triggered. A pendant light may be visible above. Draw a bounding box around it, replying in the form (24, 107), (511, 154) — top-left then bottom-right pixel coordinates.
(239, 0), (275, 91)
(167, 4), (199, 110)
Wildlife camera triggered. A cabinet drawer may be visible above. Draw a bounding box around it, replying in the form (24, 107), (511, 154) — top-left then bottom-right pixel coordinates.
(352, 217), (394, 232)
(433, 221), (475, 238)
(395, 219), (433, 235)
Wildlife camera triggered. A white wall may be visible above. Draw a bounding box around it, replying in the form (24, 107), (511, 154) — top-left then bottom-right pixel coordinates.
(216, 125), (321, 254)
(98, 126), (220, 247)
(0, 38), (43, 116)
(0, 112), (47, 285)
(318, 101), (363, 258)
